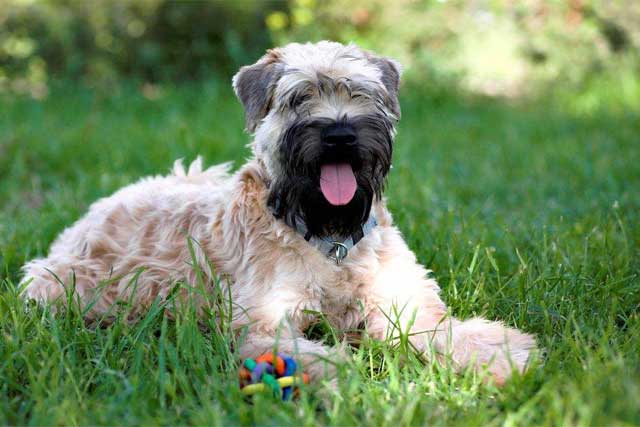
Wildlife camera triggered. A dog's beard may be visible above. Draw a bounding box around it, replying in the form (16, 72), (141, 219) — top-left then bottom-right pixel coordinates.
(267, 114), (393, 237)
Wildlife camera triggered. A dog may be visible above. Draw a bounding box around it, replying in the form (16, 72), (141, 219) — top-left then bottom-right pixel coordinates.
(20, 41), (535, 384)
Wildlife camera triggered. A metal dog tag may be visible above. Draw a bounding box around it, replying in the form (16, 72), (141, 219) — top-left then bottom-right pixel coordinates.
(331, 242), (348, 265)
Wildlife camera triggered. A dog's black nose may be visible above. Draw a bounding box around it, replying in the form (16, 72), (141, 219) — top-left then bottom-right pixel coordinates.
(322, 124), (357, 146)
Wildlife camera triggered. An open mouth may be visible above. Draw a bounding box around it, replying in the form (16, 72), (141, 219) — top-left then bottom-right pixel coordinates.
(319, 163), (357, 206)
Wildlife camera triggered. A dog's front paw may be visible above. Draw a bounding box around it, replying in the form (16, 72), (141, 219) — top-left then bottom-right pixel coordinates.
(447, 318), (537, 385)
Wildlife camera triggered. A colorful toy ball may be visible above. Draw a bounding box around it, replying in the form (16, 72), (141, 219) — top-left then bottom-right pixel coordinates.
(239, 353), (309, 400)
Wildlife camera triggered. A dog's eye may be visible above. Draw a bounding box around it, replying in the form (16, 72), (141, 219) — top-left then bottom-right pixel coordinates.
(290, 94), (311, 109)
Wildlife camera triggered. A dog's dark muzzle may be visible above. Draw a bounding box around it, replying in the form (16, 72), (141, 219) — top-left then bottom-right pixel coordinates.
(318, 123), (361, 169)
(321, 123), (358, 148)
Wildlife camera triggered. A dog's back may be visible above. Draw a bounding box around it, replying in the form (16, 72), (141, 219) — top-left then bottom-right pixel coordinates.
(20, 158), (232, 315)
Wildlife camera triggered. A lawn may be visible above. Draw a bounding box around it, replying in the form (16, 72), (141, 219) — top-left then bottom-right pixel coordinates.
(0, 78), (639, 426)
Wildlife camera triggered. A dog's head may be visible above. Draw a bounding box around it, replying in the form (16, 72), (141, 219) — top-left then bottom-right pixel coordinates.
(233, 41), (401, 237)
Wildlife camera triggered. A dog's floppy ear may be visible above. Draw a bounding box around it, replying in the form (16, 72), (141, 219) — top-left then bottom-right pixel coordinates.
(232, 50), (283, 133)
(368, 55), (402, 119)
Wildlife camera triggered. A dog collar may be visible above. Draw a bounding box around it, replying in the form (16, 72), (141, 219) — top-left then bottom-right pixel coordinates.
(293, 214), (378, 265)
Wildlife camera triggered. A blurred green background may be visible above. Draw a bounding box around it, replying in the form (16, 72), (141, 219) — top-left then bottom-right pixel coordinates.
(1, 0), (639, 109)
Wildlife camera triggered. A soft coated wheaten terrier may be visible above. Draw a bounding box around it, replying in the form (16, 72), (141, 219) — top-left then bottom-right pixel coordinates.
(21, 41), (535, 384)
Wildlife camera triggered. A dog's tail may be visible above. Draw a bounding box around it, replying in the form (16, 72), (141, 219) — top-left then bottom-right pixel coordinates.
(171, 156), (232, 184)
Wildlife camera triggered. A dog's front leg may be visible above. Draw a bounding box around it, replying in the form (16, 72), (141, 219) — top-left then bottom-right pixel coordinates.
(364, 227), (536, 384)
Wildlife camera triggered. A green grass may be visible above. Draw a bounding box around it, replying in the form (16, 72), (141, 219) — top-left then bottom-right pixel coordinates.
(1, 77), (639, 426)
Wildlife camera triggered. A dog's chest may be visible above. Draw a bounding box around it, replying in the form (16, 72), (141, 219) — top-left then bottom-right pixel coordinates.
(272, 222), (384, 329)
(302, 254), (375, 330)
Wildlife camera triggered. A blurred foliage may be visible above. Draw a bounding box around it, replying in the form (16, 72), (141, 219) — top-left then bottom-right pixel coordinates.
(1, 0), (639, 106)
(0, 0), (284, 97)
(268, 0), (640, 100)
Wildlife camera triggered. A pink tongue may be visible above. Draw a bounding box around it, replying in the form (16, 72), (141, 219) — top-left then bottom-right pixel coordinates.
(320, 163), (357, 206)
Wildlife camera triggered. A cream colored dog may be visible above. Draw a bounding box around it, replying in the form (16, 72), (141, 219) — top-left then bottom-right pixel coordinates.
(21, 41), (535, 384)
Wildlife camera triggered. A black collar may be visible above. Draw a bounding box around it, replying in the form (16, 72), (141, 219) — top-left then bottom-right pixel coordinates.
(292, 214), (378, 265)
